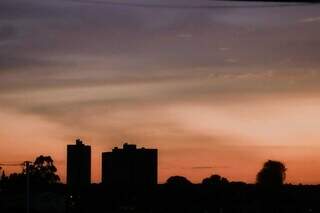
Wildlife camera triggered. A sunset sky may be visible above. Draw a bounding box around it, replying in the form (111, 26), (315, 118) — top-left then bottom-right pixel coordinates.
(1, 0), (320, 184)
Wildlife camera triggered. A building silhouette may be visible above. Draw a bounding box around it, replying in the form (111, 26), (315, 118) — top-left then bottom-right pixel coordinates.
(67, 139), (91, 189)
(102, 143), (157, 186)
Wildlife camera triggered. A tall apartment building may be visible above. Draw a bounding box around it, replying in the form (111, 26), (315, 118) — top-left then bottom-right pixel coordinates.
(67, 139), (91, 189)
(102, 143), (157, 186)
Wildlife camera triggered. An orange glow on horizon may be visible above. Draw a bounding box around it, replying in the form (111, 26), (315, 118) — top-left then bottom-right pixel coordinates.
(2, 93), (320, 184)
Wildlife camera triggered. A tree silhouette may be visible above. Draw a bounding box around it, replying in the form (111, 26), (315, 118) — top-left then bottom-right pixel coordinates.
(0, 170), (6, 190)
(256, 160), (286, 188)
(202, 174), (229, 186)
(166, 176), (192, 186)
(27, 155), (60, 185)
(1, 171), (7, 182)
(3, 155), (60, 190)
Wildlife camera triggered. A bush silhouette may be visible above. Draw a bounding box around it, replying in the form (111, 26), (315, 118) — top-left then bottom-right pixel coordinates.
(202, 174), (229, 186)
(166, 176), (192, 186)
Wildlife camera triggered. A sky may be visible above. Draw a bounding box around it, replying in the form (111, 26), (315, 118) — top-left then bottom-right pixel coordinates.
(1, 0), (320, 184)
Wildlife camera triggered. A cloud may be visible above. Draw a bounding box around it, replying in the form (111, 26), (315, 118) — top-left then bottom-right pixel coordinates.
(191, 166), (213, 169)
(300, 16), (320, 23)
(176, 33), (193, 39)
(0, 25), (16, 43)
(68, 0), (309, 10)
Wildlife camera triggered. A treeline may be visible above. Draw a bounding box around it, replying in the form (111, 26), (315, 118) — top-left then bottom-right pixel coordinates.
(1, 156), (320, 213)
(0, 155), (60, 193)
(0, 156), (287, 192)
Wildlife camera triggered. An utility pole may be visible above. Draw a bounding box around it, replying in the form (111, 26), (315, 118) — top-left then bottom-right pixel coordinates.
(0, 162), (32, 213)
(25, 161), (31, 213)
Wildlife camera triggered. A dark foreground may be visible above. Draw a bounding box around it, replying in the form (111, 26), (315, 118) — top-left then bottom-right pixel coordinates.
(1, 183), (320, 213)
